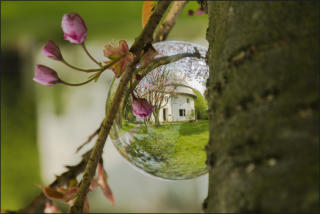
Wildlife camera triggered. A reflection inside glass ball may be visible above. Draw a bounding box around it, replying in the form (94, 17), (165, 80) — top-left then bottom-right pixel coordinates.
(109, 41), (209, 180)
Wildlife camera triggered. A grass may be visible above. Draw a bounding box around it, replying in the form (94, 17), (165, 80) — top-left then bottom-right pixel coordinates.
(124, 120), (209, 179)
(121, 120), (139, 132)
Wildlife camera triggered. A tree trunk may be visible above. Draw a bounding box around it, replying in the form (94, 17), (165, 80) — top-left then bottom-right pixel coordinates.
(154, 109), (161, 127)
(205, 1), (319, 213)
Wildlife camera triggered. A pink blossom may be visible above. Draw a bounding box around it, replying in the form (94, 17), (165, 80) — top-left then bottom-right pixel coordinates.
(61, 13), (87, 44)
(42, 40), (63, 61)
(104, 40), (130, 59)
(33, 65), (60, 86)
(104, 40), (134, 78)
(132, 98), (154, 119)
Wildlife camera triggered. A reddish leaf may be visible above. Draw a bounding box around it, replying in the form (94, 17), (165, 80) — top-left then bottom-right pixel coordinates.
(97, 163), (115, 205)
(42, 186), (65, 201)
(38, 185), (78, 202)
(104, 40), (130, 60)
(89, 179), (99, 191)
(56, 186), (78, 201)
(83, 196), (90, 213)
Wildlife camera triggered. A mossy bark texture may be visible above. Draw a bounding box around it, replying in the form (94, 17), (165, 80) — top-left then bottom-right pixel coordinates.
(205, 2), (319, 213)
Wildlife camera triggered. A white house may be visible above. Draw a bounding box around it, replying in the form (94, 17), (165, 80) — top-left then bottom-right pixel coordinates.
(150, 85), (197, 123)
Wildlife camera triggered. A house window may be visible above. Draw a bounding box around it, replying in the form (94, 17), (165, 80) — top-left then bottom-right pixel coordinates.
(187, 98), (190, 103)
(179, 109), (186, 116)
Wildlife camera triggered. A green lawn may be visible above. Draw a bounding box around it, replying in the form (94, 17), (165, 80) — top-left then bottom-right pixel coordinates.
(124, 120), (209, 179)
(121, 120), (139, 132)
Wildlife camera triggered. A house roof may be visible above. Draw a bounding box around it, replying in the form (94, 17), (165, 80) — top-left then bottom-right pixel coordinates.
(164, 71), (198, 98)
(172, 86), (197, 98)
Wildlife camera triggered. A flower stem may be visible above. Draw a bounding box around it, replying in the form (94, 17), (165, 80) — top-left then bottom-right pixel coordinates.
(61, 59), (100, 73)
(101, 54), (126, 70)
(60, 77), (95, 86)
(60, 55), (127, 86)
(81, 42), (102, 67)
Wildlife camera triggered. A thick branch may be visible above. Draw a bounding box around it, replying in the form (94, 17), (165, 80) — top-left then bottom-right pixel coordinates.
(164, 83), (197, 90)
(69, 2), (171, 213)
(138, 52), (201, 85)
(130, 2), (171, 54)
(154, 1), (188, 42)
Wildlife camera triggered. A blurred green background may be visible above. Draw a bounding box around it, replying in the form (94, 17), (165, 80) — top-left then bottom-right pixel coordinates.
(2, 1), (207, 47)
(1, 1), (208, 212)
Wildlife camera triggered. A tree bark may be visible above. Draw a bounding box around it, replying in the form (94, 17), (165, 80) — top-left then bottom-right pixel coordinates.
(153, 109), (161, 127)
(205, 1), (319, 213)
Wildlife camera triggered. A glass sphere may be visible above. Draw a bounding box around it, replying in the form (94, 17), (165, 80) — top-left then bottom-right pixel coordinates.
(109, 41), (209, 180)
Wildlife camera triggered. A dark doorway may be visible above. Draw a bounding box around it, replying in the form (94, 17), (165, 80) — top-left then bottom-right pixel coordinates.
(163, 108), (167, 121)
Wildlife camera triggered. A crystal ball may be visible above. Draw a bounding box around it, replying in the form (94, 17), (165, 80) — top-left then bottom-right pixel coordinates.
(109, 41), (209, 180)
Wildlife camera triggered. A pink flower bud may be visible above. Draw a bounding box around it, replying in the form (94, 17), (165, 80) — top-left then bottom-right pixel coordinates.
(132, 98), (154, 119)
(42, 40), (63, 61)
(61, 13), (87, 44)
(33, 65), (60, 86)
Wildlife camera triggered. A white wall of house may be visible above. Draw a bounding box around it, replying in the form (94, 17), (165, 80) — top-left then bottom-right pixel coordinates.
(150, 94), (196, 123)
(170, 94), (195, 122)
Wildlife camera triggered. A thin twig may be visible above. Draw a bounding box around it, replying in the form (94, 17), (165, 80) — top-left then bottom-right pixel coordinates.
(69, 2), (172, 213)
(60, 75), (96, 86)
(76, 124), (102, 153)
(154, 1), (188, 42)
(61, 59), (101, 73)
(18, 149), (92, 213)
